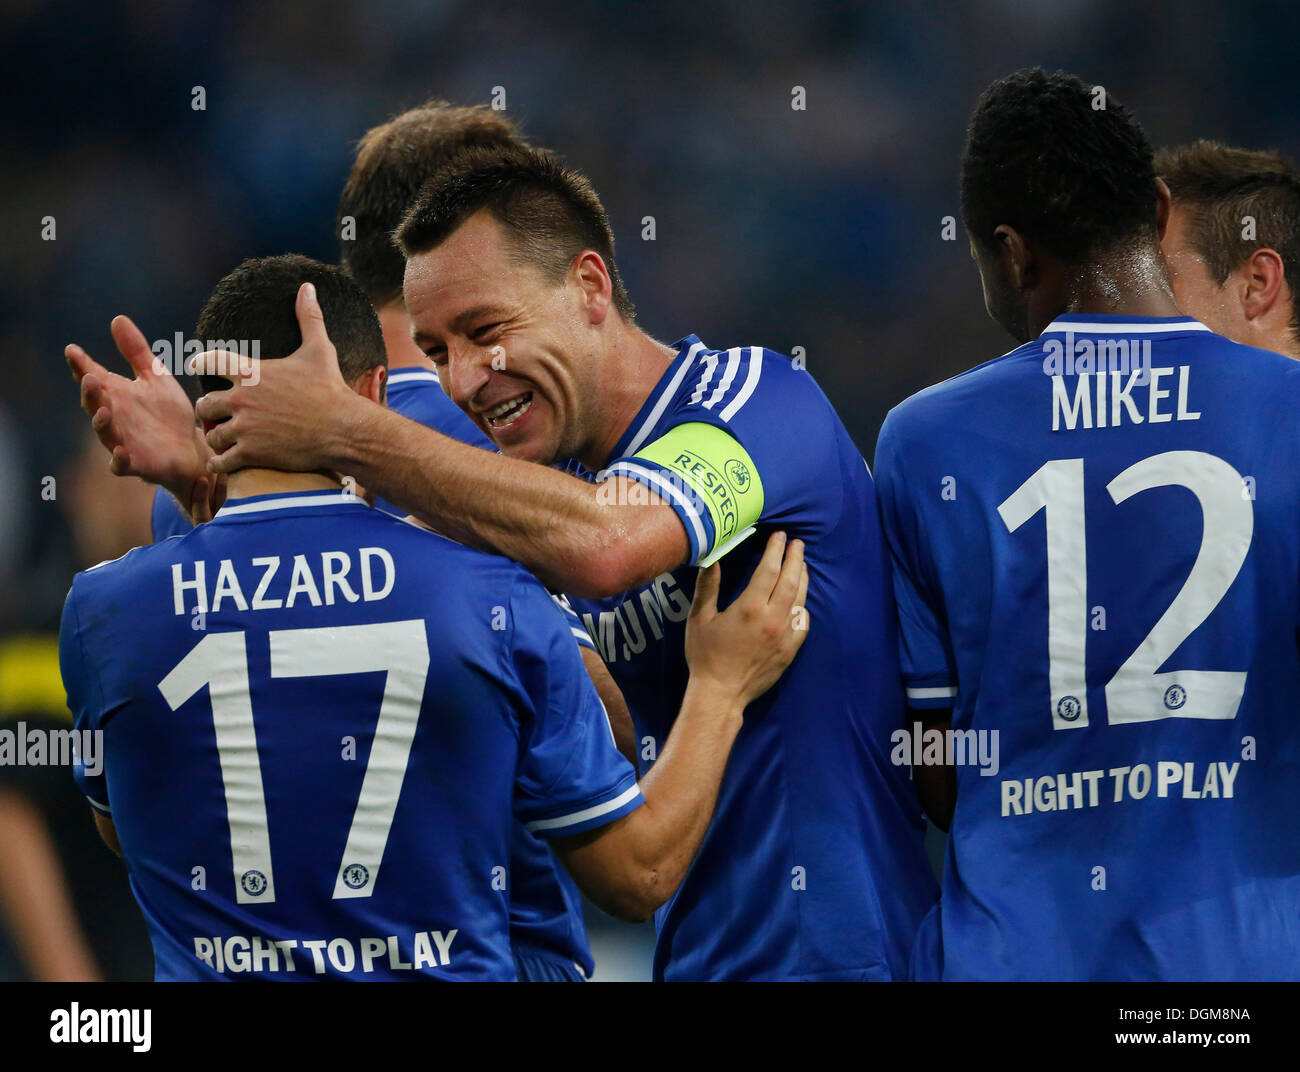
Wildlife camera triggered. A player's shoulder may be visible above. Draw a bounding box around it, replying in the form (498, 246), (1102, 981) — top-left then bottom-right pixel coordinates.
(672, 336), (822, 416)
(1194, 330), (1300, 383)
(880, 339), (1039, 447)
(329, 503), (533, 577)
(67, 537), (177, 608)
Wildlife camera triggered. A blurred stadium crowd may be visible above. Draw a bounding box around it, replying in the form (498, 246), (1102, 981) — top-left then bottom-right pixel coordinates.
(0, 0), (1296, 980)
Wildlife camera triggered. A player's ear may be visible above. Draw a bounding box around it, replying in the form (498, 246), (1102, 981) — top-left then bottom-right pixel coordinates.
(571, 250), (612, 326)
(994, 225), (1034, 290)
(1154, 178), (1172, 242)
(352, 366), (387, 405)
(1239, 247), (1287, 323)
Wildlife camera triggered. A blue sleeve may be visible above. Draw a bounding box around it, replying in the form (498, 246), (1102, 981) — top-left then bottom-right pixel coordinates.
(875, 411), (958, 709)
(58, 584), (112, 815)
(507, 577), (642, 839)
(152, 486), (194, 542)
(604, 348), (833, 566)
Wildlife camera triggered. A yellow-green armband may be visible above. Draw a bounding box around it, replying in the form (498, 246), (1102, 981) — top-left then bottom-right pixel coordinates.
(617, 421), (765, 566)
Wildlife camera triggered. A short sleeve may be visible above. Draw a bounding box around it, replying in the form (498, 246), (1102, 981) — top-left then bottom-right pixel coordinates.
(875, 412), (958, 709)
(549, 592), (596, 652)
(58, 584), (112, 815)
(607, 346), (837, 568)
(507, 578), (642, 839)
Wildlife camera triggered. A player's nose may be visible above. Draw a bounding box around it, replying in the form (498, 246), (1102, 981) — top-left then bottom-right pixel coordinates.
(443, 341), (491, 410)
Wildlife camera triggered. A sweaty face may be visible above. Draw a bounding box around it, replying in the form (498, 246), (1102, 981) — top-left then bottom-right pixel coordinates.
(404, 211), (595, 464)
(1161, 204), (1240, 338)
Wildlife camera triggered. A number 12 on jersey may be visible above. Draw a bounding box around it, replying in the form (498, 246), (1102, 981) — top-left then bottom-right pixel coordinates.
(998, 451), (1252, 730)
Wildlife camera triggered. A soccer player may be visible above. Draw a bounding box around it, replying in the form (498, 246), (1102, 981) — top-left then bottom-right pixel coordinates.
(874, 69), (1300, 979)
(79, 102), (633, 983)
(59, 255), (810, 981)
(127, 144), (936, 980)
(1157, 140), (1300, 360)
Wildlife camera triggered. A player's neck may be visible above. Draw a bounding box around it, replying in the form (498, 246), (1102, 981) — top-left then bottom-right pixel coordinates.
(1252, 318), (1300, 362)
(377, 301), (435, 372)
(1033, 244), (1181, 336)
(1269, 333), (1300, 362)
(225, 469), (344, 500)
(579, 322), (678, 470)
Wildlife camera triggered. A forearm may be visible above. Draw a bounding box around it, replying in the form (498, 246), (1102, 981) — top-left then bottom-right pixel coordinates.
(0, 792), (102, 981)
(581, 646), (639, 769)
(575, 677), (743, 920)
(330, 399), (670, 596)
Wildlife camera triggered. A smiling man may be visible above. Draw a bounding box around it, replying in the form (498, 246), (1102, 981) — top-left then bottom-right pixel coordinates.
(187, 143), (937, 981)
(1157, 140), (1300, 360)
(67, 103), (646, 984)
(61, 254), (813, 981)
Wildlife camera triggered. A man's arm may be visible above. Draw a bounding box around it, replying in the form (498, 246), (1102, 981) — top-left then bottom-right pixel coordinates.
(0, 789), (104, 981)
(192, 284), (687, 597)
(579, 646), (639, 769)
(551, 532), (808, 922)
(92, 811), (123, 856)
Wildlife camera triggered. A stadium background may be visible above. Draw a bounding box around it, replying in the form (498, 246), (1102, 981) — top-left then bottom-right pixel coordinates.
(0, 0), (1296, 981)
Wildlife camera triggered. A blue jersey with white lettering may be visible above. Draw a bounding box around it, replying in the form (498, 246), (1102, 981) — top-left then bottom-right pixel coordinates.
(61, 490), (641, 981)
(567, 335), (938, 981)
(875, 315), (1300, 980)
(151, 369), (597, 980)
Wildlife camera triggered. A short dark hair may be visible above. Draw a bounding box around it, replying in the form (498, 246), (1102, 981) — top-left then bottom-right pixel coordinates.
(195, 254), (386, 398)
(961, 68), (1159, 265)
(395, 143), (635, 321)
(337, 101), (525, 307)
(1156, 139), (1300, 338)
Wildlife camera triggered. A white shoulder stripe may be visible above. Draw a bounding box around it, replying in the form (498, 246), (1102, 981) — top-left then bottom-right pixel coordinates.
(688, 352), (720, 405)
(606, 461), (707, 553)
(624, 341), (705, 457)
(525, 783), (642, 833)
(702, 347), (743, 410)
(719, 346), (763, 421)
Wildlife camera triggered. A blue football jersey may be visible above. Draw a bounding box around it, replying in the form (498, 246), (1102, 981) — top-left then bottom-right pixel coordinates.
(61, 490), (641, 980)
(151, 369), (597, 979)
(152, 486), (192, 541)
(567, 335), (938, 981)
(875, 314), (1300, 980)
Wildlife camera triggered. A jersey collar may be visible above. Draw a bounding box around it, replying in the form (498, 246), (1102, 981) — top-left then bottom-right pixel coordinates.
(1039, 314), (1212, 336)
(605, 335), (708, 465)
(213, 489), (372, 519)
(386, 368), (441, 387)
